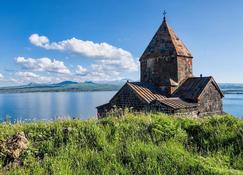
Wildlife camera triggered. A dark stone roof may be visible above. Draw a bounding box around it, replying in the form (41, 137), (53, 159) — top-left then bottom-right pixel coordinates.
(140, 19), (192, 61)
(172, 77), (224, 101)
(96, 103), (110, 110)
(152, 98), (197, 109)
(126, 82), (166, 103)
(97, 76), (223, 112)
(97, 82), (197, 110)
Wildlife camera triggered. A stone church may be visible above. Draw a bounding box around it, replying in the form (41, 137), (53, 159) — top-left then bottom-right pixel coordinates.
(97, 16), (224, 118)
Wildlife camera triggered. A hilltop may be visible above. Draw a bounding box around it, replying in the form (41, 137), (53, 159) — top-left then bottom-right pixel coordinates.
(0, 113), (243, 174)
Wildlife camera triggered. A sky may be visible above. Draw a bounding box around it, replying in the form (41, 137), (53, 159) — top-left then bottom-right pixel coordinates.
(0, 0), (243, 86)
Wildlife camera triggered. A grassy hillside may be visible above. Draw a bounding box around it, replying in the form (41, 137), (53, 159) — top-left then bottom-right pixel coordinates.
(1, 113), (243, 174)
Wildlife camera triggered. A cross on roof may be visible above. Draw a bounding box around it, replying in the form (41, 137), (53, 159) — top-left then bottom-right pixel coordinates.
(163, 10), (167, 20)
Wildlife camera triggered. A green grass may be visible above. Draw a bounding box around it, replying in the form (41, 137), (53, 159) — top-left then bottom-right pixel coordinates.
(1, 113), (243, 174)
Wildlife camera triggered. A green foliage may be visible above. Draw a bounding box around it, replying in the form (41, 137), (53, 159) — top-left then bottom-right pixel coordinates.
(1, 113), (243, 174)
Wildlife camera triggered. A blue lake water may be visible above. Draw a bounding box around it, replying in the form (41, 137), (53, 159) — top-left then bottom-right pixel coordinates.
(223, 94), (243, 118)
(0, 91), (242, 122)
(0, 91), (117, 122)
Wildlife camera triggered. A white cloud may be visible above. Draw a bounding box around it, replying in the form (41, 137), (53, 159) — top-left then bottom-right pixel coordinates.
(27, 34), (139, 82)
(29, 34), (138, 72)
(16, 57), (70, 74)
(76, 65), (87, 75)
(15, 71), (53, 83)
(16, 71), (39, 78)
(73, 63), (122, 81)
(0, 73), (4, 79)
(29, 34), (49, 47)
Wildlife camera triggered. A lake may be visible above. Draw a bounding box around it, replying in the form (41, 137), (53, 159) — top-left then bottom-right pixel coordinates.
(0, 91), (116, 122)
(0, 91), (242, 122)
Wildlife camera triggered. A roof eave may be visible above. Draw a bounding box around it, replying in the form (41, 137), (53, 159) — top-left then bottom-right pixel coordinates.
(177, 54), (193, 59)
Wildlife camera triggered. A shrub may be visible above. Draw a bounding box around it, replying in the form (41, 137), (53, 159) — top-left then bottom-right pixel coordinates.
(0, 113), (243, 174)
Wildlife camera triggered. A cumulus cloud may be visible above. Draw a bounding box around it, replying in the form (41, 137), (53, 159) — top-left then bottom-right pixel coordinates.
(16, 57), (70, 74)
(0, 73), (4, 79)
(29, 34), (49, 47)
(76, 65), (87, 75)
(73, 63), (122, 81)
(15, 71), (52, 83)
(15, 71), (39, 78)
(29, 34), (138, 72)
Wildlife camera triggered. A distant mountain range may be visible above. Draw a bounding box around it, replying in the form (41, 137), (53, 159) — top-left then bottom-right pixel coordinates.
(0, 81), (241, 94)
(0, 81), (125, 93)
(219, 83), (243, 94)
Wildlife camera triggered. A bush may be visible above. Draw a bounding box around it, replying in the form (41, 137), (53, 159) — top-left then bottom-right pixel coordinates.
(0, 113), (243, 174)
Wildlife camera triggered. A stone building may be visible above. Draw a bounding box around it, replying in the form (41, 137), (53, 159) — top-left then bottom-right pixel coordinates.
(97, 16), (224, 118)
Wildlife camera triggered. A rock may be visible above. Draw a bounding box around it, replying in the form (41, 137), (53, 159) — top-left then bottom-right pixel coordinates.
(0, 132), (29, 167)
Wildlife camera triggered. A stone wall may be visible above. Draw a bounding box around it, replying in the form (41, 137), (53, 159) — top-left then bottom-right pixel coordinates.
(140, 56), (178, 87)
(97, 84), (149, 118)
(98, 99), (198, 119)
(141, 56), (193, 88)
(146, 101), (198, 117)
(198, 82), (223, 116)
(110, 84), (146, 110)
(177, 56), (193, 83)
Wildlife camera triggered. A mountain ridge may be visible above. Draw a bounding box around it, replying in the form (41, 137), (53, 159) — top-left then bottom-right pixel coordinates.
(0, 81), (124, 93)
(0, 81), (241, 94)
